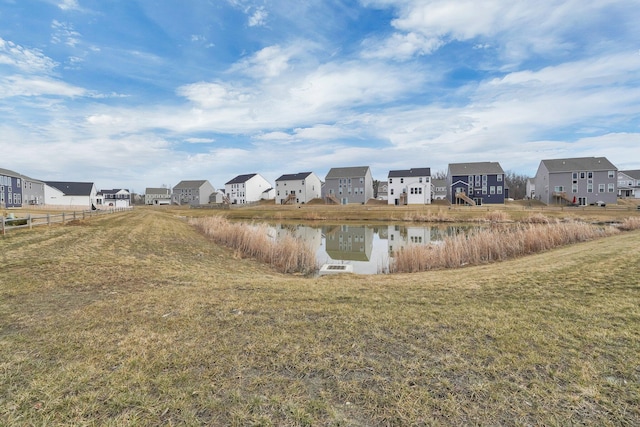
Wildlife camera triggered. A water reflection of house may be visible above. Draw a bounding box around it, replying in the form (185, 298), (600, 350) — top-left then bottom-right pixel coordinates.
(274, 224), (322, 250)
(387, 225), (434, 254)
(323, 225), (373, 261)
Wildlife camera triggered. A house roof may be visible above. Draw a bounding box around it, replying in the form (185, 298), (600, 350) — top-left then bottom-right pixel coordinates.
(99, 189), (130, 195)
(388, 168), (431, 178)
(325, 166), (370, 179)
(432, 179), (447, 188)
(145, 187), (171, 194)
(620, 170), (640, 179)
(0, 167), (43, 182)
(541, 157), (617, 173)
(173, 180), (209, 189)
(226, 173), (257, 185)
(448, 162), (504, 176)
(45, 181), (95, 196)
(275, 172), (313, 181)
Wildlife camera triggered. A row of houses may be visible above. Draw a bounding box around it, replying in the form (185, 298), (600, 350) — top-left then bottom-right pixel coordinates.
(0, 168), (132, 209)
(3, 157), (639, 210)
(145, 157), (638, 208)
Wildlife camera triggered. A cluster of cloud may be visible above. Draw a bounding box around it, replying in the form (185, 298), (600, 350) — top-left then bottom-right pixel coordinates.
(1, 1), (639, 191)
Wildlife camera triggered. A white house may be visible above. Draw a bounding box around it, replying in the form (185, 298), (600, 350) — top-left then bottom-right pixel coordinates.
(145, 187), (171, 205)
(387, 168), (432, 206)
(617, 170), (640, 199)
(225, 173), (273, 204)
(275, 172), (322, 204)
(98, 188), (131, 208)
(44, 181), (98, 209)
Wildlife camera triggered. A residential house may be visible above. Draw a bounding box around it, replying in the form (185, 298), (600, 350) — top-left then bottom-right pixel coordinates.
(324, 224), (374, 262)
(526, 178), (536, 199)
(533, 157), (618, 206)
(376, 181), (388, 201)
(447, 162), (507, 205)
(617, 170), (640, 199)
(44, 181), (98, 208)
(431, 179), (447, 201)
(145, 187), (172, 205)
(172, 180), (215, 206)
(275, 172), (322, 204)
(323, 166), (373, 204)
(387, 168), (431, 206)
(0, 167), (45, 208)
(225, 173), (273, 204)
(209, 189), (227, 204)
(98, 189), (131, 208)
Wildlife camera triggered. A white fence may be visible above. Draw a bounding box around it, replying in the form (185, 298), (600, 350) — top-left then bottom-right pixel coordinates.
(1, 207), (132, 235)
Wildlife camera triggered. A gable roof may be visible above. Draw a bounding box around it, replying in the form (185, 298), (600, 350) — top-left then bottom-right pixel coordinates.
(145, 187), (171, 194)
(275, 172), (313, 181)
(620, 170), (640, 179)
(432, 179), (447, 187)
(45, 181), (95, 196)
(326, 166), (370, 179)
(0, 167), (43, 182)
(448, 162), (504, 176)
(388, 168), (431, 178)
(226, 173), (257, 185)
(173, 180), (208, 189)
(541, 157), (617, 173)
(99, 189), (130, 194)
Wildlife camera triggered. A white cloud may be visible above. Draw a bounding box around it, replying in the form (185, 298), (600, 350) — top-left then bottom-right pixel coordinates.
(0, 75), (86, 98)
(57, 0), (79, 11)
(0, 38), (57, 74)
(248, 7), (268, 27)
(51, 20), (82, 47)
(231, 45), (299, 79)
(361, 32), (443, 60)
(184, 137), (215, 144)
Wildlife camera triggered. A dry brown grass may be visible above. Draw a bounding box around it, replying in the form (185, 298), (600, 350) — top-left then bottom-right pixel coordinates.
(190, 216), (317, 275)
(2, 209), (639, 426)
(390, 221), (621, 273)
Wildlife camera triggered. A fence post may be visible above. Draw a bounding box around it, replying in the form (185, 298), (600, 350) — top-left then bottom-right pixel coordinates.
(28, 214), (32, 229)
(1, 216), (4, 235)
(83, 211), (86, 220)
(73, 211), (77, 221)
(62, 212), (65, 224)
(47, 213), (50, 226)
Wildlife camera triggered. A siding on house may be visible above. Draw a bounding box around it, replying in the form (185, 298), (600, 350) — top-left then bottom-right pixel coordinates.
(323, 166), (373, 204)
(225, 173), (272, 204)
(145, 187), (171, 205)
(447, 162), (506, 205)
(387, 168), (431, 206)
(172, 180), (215, 205)
(275, 172), (322, 204)
(533, 157), (618, 205)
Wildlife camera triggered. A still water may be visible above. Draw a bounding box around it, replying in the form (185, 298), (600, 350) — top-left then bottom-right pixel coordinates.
(268, 223), (478, 274)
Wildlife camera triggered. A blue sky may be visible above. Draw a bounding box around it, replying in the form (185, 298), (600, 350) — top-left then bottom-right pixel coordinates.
(1, 0), (639, 192)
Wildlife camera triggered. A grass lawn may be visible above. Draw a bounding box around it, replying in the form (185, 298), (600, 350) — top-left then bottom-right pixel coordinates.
(1, 208), (639, 425)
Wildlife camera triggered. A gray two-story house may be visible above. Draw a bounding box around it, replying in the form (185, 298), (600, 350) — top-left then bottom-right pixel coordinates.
(172, 180), (216, 206)
(1, 167), (45, 208)
(533, 157), (618, 206)
(323, 166), (373, 204)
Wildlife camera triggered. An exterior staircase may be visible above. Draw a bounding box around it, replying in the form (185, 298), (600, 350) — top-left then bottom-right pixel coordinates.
(325, 194), (340, 205)
(455, 192), (476, 206)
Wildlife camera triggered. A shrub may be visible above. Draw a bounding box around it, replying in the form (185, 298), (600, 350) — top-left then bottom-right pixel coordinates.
(190, 216), (317, 275)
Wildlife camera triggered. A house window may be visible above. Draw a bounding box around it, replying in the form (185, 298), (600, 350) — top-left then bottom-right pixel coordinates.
(608, 184), (614, 192)
(389, 178), (393, 184)
(554, 186), (564, 192)
(17, 179), (21, 188)
(482, 186), (487, 195)
(588, 172), (593, 179)
(359, 178), (364, 184)
(400, 178), (404, 183)
(419, 177), (423, 183)
(580, 172), (586, 179)
(490, 186), (495, 194)
(497, 174), (502, 182)
(608, 171), (615, 178)
(599, 184), (605, 192)
(587, 184), (593, 193)
(497, 186), (502, 194)
(390, 189), (394, 195)
(572, 184), (578, 193)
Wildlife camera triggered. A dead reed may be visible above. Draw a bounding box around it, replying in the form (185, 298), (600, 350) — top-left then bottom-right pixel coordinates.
(617, 216), (640, 231)
(190, 216), (317, 275)
(484, 210), (510, 222)
(390, 221), (619, 273)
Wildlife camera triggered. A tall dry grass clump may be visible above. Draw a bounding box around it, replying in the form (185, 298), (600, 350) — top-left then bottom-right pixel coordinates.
(190, 216), (317, 275)
(617, 216), (640, 231)
(485, 210), (510, 222)
(390, 221), (618, 273)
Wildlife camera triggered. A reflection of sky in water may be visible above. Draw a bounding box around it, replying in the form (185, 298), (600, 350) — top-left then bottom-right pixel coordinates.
(269, 223), (481, 275)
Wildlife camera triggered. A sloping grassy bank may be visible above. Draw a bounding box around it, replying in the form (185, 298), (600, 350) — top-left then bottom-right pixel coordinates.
(1, 209), (639, 425)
